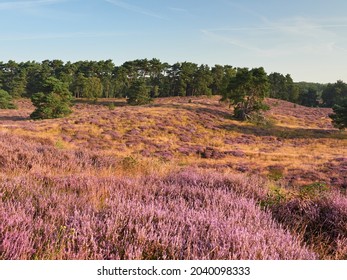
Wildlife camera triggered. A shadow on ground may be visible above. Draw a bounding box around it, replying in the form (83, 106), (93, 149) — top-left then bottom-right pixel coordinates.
(218, 123), (345, 140)
(73, 99), (128, 107)
(150, 102), (345, 140)
(0, 115), (29, 122)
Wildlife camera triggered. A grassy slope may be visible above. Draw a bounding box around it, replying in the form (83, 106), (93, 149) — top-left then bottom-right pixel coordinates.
(0, 96), (346, 259)
(1, 96), (346, 187)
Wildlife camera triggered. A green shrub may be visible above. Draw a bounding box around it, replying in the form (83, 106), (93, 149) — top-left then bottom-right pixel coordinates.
(121, 156), (138, 170)
(55, 140), (65, 149)
(107, 102), (116, 110)
(299, 182), (329, 199)
(267, 165), (285, 181)
(248, 111), (275, 128)
(260, 186), (288, 209)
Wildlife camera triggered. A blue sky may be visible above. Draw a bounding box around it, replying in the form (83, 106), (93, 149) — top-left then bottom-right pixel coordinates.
(1, 0), (347, 83)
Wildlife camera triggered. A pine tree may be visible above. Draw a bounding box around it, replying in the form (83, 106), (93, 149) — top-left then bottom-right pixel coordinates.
(330, 99), (347, 129)
(30, 77), (73, 119)
(223, 67), (269, 121)
(127, 79), (152, 105)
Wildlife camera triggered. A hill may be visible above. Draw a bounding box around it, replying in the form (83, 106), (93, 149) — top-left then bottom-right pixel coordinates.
(0, 96), (346, 259)
(1, 96), (346, 187)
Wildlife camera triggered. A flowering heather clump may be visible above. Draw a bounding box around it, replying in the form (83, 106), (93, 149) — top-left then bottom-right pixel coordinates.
(200, 147), (225, 159)
(1, 95), (345, 260)
(266, 189), (347, 259)
(0, 137), (316, 259)
(163, 169), (268, 201)
(0, 133), (117, 174)
(265, 98), (334, 129)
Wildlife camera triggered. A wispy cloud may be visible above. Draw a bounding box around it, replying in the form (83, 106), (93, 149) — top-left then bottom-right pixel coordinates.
(224, 0), (269, 23)
(168, 6), (195, 18)
(206, 23), (347, 33)
(0, 0), (64, 10)
(105, 0), (166, 20)
(201, 29), (270, 55)
(202, 17), (347, 58)
(168, 7), (188, 13)
(0, 32), (127, 41)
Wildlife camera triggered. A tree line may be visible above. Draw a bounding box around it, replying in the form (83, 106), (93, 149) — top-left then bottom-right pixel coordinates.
(0, 59), (346, 128)
(0, 58), (339, 105)
(0, 59), (225, 100)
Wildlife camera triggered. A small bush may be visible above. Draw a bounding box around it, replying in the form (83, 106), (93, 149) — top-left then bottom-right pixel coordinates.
(55, 140), (65, 149)
(107, 102), (116, 110)
(299, 182), (329, 199)
(267, 165), (285, 181)
(121, 156), (138, 170)
(248, 112), (275, 128)
(260, 186), (288, 209)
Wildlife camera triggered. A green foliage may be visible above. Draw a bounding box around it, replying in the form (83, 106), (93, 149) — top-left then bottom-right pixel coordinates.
(0, 60), (27, 98)
(210, 65), (225, 95)
(296, 82), (326, 95)
(84, 77), (103, 102)
(267, 166), (285, 181)
(299, 182), (329, 199)
(0, 89), (17, 109)
(71, 74), (103, 101)
(121, 156), (138, 170)
(0, 58), (333, 105)
(127, 79), (152, 105)
(322, 80), (347, 107)
(260, 186), (288, 209)
(55, 139), (65, 149)
(176, 62), (198, 96)
(329, 98), (347, 129)
(70, 73), (86, 98)
(268, 72), (299, 103)
(107, 102), (116, 110)
(210, 65), (237, 95)
(247, 110), (274, 128)
(150, 85), (160, 98)
(299, 88), (319, 107)
(192, 64), (213, 96)
(30, 77), (73, 119)
(223, 67), (269, 121)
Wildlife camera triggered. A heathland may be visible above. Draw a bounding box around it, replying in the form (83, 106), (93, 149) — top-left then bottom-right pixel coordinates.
(0, 96), (346, 260)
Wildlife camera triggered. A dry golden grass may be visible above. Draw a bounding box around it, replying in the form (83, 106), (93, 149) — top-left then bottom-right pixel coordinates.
(0, 96), (346, 187)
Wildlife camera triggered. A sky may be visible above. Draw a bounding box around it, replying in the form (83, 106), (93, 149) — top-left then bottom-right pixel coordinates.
(0, 0), (347, 83)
